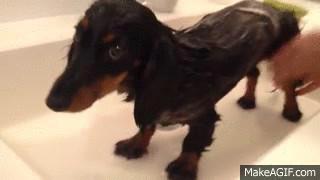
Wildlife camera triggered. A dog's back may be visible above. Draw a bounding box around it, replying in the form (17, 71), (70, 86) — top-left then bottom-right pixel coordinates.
(178, 0), (299, 64)
(176, 0), (299, 101)
(266, 10), (300, 57)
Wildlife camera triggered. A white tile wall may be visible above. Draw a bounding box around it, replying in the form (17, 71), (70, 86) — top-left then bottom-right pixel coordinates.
(0, 0), (93, 23)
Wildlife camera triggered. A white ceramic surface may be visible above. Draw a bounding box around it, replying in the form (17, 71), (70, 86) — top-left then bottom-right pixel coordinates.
(0, 0), (92, 23)
(148, 0), (178, 12)
(0, 140), (41, 180)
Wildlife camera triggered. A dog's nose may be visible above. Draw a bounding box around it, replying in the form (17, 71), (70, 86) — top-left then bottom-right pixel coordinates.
(46, 95), (70, 112)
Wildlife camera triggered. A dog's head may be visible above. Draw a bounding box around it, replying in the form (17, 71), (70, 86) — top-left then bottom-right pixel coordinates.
(46, 0), (170, 112)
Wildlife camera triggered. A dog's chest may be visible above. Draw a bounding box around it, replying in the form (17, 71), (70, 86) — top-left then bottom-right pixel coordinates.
(156, 102), (206, 127)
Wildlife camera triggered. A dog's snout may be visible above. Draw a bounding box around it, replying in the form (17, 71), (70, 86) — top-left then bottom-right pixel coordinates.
(46, 95), (70, 112)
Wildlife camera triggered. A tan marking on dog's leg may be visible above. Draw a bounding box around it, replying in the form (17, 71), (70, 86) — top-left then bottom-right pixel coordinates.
(103, 33), (115, 43)
(81, 17), (89, 29)
(238, 76), (258, 109)
(282, 83), (302, 122)
(175, 152), (200, 171)
(130, 126), (156, 149)
(115, 125), (156, 159)
(166, 152), (200, 180)
(244, 76), (258, 99)
(238, 67), (260, 110)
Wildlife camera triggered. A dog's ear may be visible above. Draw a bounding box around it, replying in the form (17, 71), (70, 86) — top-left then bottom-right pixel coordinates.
(134, 33), (180, 127)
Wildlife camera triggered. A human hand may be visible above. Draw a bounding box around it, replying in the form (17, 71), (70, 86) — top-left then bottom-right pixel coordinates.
(271, 31), (320, 95)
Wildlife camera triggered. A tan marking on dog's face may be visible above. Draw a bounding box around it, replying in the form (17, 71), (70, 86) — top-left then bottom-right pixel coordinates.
(67, 72), (128, 112)
(103, 33), (115, 43)
(67, 85), (98, 112)
(81, 17), (89, 29)
(97, 72), (128, 98)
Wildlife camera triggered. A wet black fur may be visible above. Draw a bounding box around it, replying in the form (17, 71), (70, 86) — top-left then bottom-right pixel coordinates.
(46, 0), (300, 179)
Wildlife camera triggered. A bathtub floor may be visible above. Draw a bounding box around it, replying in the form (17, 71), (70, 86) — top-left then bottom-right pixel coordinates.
(1, 77), (320, 180)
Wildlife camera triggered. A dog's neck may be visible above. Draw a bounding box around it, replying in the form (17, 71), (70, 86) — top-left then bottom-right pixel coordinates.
(117, 24), (210, 102)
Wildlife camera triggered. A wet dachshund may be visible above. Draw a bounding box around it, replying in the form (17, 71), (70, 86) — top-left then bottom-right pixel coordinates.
(46, 0), (300, 179)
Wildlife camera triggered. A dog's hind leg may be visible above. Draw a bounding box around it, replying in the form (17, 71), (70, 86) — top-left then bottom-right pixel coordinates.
(166, 109), (218, 180)
(237, 66), (260, 109)
(114, 125), (156, 159)
(282, 82), (302, 122)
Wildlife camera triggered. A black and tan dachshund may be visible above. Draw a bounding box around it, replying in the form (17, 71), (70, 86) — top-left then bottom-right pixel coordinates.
(46, 0), (300, 179)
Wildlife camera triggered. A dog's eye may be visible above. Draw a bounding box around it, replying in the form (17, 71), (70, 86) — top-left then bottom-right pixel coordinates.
(109, 45), (123, 61)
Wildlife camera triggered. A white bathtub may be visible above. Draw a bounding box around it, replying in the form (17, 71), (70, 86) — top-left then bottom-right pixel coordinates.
(1, 0), (320, 180)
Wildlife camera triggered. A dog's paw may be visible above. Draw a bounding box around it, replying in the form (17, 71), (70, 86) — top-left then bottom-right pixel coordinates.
(166, 154), (198, 180)
(114, 138), (147, 159)
(282, 108), (302, 122)
(237, 96), (256, 110)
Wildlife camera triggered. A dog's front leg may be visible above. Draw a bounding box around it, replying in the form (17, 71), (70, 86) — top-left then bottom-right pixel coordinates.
(114, 125), (156, 159)
(166, 110), (219, 180)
